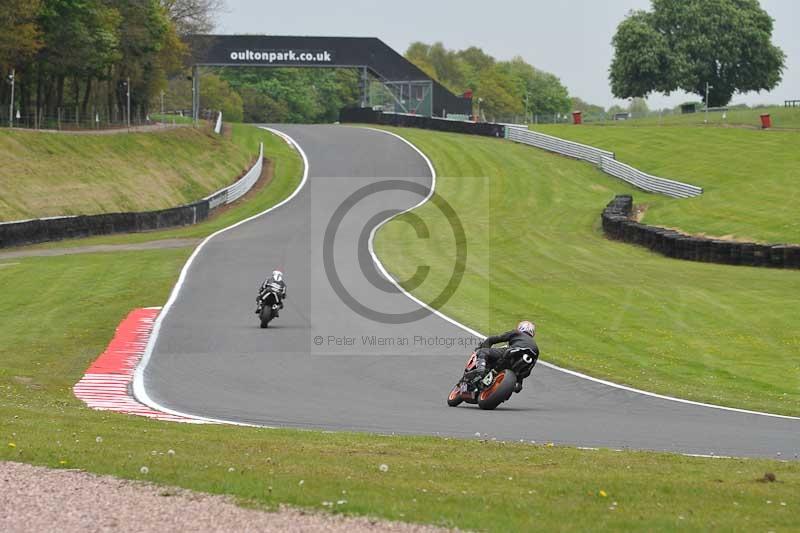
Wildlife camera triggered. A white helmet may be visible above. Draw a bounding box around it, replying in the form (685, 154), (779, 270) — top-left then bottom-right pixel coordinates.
(272, 270), (283, 282)
(517, 320), (535, 337)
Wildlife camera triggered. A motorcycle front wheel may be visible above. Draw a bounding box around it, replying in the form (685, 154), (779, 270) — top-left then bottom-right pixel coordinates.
(447, 384), (464, 407)
(259, 306), (274, 328)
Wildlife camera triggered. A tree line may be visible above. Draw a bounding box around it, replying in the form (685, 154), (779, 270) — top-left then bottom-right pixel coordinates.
(0, 0), (223, 125)
(405, 42), (572, 120)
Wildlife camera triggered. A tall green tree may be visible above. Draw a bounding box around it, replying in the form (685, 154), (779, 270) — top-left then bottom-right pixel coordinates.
(36, 0), (121, 112)
(498, 57), (570, 117)
(161, 0), (224, 35)
(0, 0), (42, 69)
(405, 42), (570, 119)
(610, 0), (785, 107)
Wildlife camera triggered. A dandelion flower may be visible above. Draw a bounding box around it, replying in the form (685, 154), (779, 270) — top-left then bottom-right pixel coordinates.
(599, 490), (608, 497)
(379, 464), (389, 473)
(140, 466), (149, 475)
(96, 436), (103, 443)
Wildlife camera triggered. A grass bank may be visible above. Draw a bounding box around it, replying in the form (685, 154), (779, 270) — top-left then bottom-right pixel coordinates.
(0, 124), (259, 222)
(531, 125), (800, 244)
(374, 127), (800, 416)
(3, 124), (300, 250)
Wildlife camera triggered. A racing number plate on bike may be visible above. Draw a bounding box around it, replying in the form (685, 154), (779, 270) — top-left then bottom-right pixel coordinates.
(482, 372), (494, 387)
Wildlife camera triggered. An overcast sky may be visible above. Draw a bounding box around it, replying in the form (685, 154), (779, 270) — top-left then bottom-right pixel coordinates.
(217, 0), (798, 109)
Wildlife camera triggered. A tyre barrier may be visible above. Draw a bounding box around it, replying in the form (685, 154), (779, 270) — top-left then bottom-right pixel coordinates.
(0, 202), (210, 249)
(339, 107), (506, 138)
(601, 195), (800, 269)
(0, 143), (263, 249)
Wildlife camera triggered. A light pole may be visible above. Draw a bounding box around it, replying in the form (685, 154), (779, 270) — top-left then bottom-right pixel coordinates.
(8, 69), (15, 128)
(126, 77), (131, 128)
(705, 82), (713, 124)
(525, 92), (530, 124)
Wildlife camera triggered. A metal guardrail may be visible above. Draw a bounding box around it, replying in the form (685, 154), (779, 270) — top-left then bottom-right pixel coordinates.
(506, 126), (703, 198)
(205, 142), (264, 207)
(507, 127), (613, 165)
(599, 156), (702, 198)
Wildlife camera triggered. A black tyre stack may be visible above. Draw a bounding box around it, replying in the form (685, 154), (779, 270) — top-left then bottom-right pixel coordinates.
(600, 195), (800, 269)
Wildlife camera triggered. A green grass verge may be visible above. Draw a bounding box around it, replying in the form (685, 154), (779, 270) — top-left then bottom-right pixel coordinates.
(530, 125), (800, 244)
(374, 127), (800, 416)
(583, 105), (800, 129)
(151, 113), (195, 125)
(0, 123), (256, 221)
(0, 252), (798, 531)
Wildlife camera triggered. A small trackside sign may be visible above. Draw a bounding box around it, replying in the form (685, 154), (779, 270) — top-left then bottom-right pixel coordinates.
(228, 49), (334, 64)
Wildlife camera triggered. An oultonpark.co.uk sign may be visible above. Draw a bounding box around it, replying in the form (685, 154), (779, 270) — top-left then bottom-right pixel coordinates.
(228, 49), (334, 64)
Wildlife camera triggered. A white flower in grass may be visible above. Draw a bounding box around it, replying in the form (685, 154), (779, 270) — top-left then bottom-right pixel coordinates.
(140, 466), (149, 475)
(95, 436), (103, 443)
(167, 449), (175, 456)
(379, 464), (389, 473)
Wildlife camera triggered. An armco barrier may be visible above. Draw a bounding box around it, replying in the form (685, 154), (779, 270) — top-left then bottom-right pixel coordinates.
(204, 142), (264, 207)
(0, 142), (263, 249)
(601, 195), (800, 269)
(506, 126), (613, 165)
(599, 156), (702, 198)
(339, 107), (506, 137)
(506, 126), (703, 199)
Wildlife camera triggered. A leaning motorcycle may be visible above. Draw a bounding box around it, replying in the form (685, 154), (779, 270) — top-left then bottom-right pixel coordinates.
(256, 286), (282, 328)
(447, 347), (537, 410)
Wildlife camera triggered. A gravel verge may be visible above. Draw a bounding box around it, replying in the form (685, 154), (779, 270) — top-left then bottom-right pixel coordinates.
(1, 461), (451, 532)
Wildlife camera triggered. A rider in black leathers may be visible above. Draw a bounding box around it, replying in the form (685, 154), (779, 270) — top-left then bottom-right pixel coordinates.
(471, 320), (539, 393)
(255, 270), (287, 317)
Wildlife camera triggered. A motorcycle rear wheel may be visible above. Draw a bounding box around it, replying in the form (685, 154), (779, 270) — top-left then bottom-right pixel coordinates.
(477, 370), (516, 410)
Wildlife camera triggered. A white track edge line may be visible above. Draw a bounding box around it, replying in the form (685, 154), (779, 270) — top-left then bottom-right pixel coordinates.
(360, 126), (800, 422)
(130, 127), (307, 426)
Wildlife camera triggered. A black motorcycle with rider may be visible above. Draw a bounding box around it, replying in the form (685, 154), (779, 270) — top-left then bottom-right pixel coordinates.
(447, 320), (539, 410)
(255, 270), (287, 328)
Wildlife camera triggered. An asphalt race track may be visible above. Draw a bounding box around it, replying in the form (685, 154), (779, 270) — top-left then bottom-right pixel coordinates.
(140, 125), (799, 459)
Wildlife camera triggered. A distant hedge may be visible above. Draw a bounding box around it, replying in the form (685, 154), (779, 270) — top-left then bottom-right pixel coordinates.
(601, 195), (800, 269)
(339, 107), (506, 138)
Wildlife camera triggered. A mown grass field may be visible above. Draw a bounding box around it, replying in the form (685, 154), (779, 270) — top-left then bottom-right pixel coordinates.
(531, 124), (800, 244)
(374, 127), (800, 417)
(0, 248), (797, 531)
(584, 105), (800, 129)
(0, 124), (258, 221)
